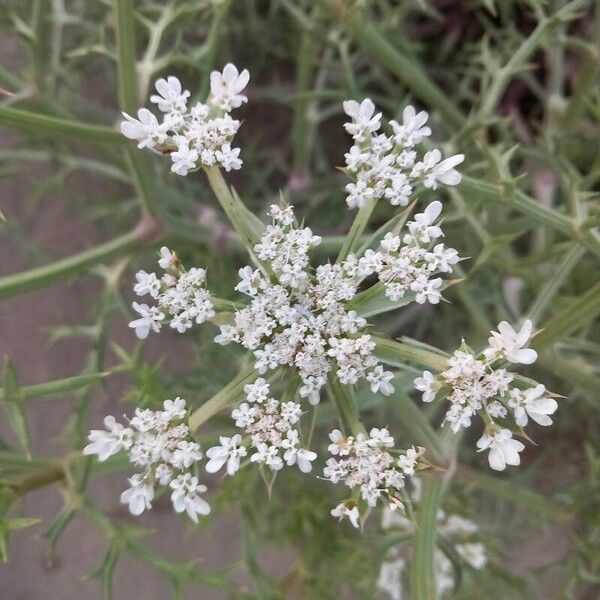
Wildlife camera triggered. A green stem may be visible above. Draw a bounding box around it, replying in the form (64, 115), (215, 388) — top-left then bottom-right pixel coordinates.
(527, 243), (586, 324)
(0, 228), (148, 299)
(337, 197), (376, 263)
(0, 372), (108, 401)
(479, 2), (584, 118)
(460, 176), (600, 258)
(347, 12), (465, 131)
(533, 280), (600, 349)
(203, 165), (265, 252)
(326, 375), (366, 436)
(392, 391), (444, 463)
(189, 366), (257, 431)
(0, 106), (123, 145)
(410, 473), (445, 600)
(112, 0), (139, 112)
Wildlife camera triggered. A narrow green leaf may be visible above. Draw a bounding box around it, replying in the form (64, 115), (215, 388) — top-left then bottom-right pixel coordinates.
(349, 279), (462, 318)
(2, 360), (30, 457)
(372, 335), (449, 371)
(456, 467), (571, 521)
(460, 176), (600, 258)
(112, 0), (139, 113)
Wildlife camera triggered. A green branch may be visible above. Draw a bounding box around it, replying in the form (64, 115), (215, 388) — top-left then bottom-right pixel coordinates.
(347, 13), (465, 130)
(0, 228), (148, 299)
(0, 106), (123, 145)
(189, 366), (257, 431)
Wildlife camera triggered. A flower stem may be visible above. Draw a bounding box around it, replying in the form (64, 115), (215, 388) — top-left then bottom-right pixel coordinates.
(326, 374), (366, 436)
(189, 366), (257, 431)
(336, 197), (376, 263)
(410, 473), (445, 600)
(203, 165), (264, 251)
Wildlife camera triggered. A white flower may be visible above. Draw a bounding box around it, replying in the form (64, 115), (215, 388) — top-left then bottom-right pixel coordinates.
(130, 252), (214, 338)
(414, 371), (436, 403)
(456, 542), (487, 570)
(250, 443), (283, 471)
(215, 143), (242, 171)
(170, 440), (203, 469)
(170, 142), (199, 176)
(158, 246), (178, 270)
(343, 98), (382, 142)
(476, 428), (525, 471)
(205, 434), (247, 475)
(366, 365), (395, 395)
(397, 446), (422, 475)
(508, 384), (557, 427)
(170, 473), (210, 522)
(377, 556), (406, 600)
(328, 429), (352, 456)
(484, 320), (538, 364)
(331, 501), (360, 528)
(133, 270), (161, 298)
(209, 63), (250, 110)
(120, 109), (163, 149)
(412, 149), (464, 189)
(83, 415), (133, 461)
(390, 104), (431, 147)
(150, 76), (190, 113)
(120, 475), (154, 516)
(129, 302), (164, 339)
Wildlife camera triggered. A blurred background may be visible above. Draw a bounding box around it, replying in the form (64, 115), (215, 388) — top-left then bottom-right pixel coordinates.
(0, 1), (599, 598)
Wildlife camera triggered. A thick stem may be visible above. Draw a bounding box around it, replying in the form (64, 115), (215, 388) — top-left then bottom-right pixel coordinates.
(410, 473), (445, 600)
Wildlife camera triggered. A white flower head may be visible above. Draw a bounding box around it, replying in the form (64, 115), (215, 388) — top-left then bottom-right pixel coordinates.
(170, 473), (210, 522)
(331, 500), (360, 528)
(508, 384), (557, 427)
(484, 320), (538, 364)
(205, 434), (247, 475)
(120, 474), (154, 516)
(83, 415), (133, 461)
(476, 428), (524, 471)
(414, 371), (436, 403)
(150, 76), (190, 113)
(209, 63), (250, 110)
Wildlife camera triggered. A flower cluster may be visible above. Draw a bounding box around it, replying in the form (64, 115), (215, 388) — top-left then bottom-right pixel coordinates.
(378, 479), (487, 600)
(83, 398), (210, 522)
(215, 205), (395, 404)
(121, 64), (249, 175)
(354, 201), (459, 304)
(206, 377), (317, 475)
(343, 100), (464, 208)
(129, 246), (215, 339)
(325, 428), (423, 527)
(414, 320), (558, 471)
